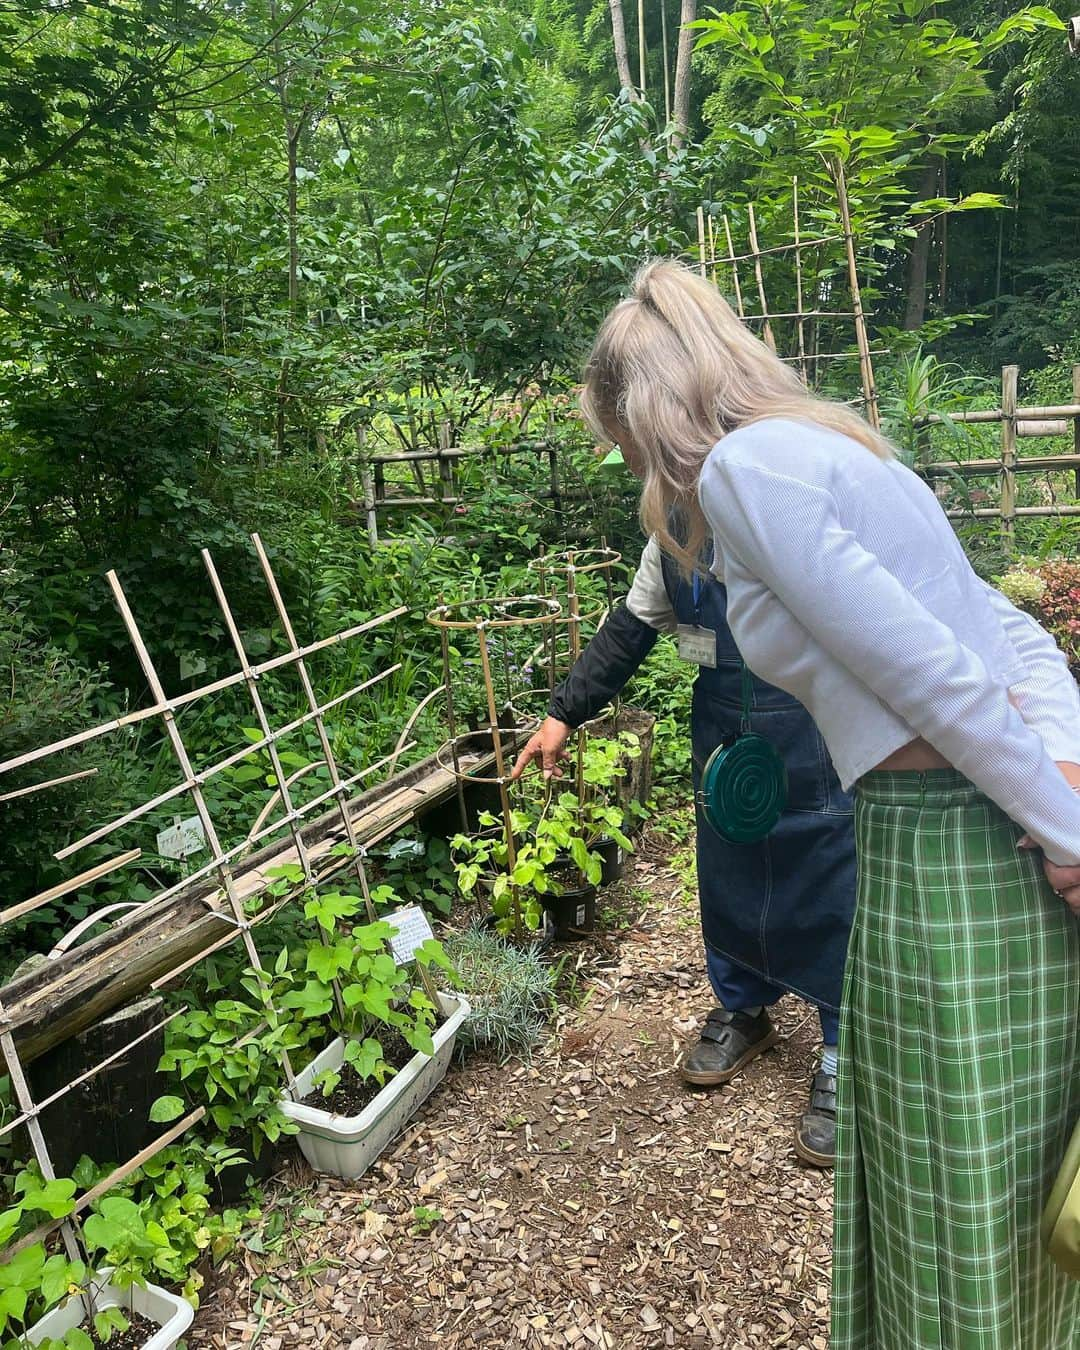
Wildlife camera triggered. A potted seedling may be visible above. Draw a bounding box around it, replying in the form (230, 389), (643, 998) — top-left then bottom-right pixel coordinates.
(450, 732), (638, 940)
(3, 1181), (193, 1350)
(152, 985), (307, 1204)
(277, 885), (467, 1180)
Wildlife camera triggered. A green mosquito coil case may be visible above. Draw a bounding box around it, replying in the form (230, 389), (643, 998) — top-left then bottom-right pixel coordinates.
(698, 732), (788, 845)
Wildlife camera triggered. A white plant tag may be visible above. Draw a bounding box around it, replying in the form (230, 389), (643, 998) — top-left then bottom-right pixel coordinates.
(157, 814), (206, 859)
(383, 904), (435, 965)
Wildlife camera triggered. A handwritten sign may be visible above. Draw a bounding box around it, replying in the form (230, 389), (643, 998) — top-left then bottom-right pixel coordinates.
(382, 904), (435, 965)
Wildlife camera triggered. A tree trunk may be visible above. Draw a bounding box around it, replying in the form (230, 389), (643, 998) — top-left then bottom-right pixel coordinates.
(637, 0), (647, 94)
(671, 0), (697, 150)
(608, 0), (637, 96)
(902, 160), (940, 331)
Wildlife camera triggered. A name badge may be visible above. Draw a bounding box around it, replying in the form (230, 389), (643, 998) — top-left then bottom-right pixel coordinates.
(677, 624), (717, 667)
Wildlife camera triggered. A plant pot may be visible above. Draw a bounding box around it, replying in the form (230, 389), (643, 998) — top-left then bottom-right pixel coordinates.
(542, 882), (598, 940)
(596, 835), (624, 887)
(27, 1270), (193, 1350)
(279, 991), (470, 1180)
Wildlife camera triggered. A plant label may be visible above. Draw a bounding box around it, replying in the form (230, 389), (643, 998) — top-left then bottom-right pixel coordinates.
(157, 814), (207, 859)
(383, 904), (435, 964)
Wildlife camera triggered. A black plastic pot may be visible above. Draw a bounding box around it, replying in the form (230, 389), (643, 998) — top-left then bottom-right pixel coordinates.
(542, 861), (599, 940)
(596, 836), (624, 888)
(211, 1134), (280, 1206)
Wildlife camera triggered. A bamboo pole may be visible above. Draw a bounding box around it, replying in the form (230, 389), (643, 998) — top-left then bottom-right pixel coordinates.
(1001, 364), (1019, 542)
(722, 216), (746, 318)
(3, 1108), (207, 1262)
(696, 207), (707, 277)
(0, 850), (142, 929)
(358, 425), (378, 547)
(637, 0), (646, 94)
(475, 622), (519, 935)
(793, 176), (808, 385)
(0, 1003), (84, 1266)
(252, 532), (383, 916)
(0, 609), (405, 781)
(723, 234), (845, 263)
(916, 403), (1080, 427)
(0, 1009), (185, 1142)
(661, 0), (672, 123)
(54, 665), (399, 862)
(746, 204), (776, 353)
(832, 158), (879, 430)
(105, 570), (297, 1089)
(0, 768), (98, 804)
(1073, 365), (1080, 498)
(202, 551), (353, 1020)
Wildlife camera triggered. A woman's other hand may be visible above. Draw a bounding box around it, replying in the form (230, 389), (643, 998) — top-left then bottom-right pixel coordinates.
(511, 717), (572, 781)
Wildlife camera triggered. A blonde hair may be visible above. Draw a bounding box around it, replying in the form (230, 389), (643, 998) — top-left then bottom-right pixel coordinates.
(580, 258), (892, 574)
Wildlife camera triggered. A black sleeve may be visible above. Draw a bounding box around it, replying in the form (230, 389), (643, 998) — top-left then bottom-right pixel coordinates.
(547, 603), (660, 728)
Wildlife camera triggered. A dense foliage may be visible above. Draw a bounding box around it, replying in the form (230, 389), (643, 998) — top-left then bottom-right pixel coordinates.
(1, 0), (1078, 968)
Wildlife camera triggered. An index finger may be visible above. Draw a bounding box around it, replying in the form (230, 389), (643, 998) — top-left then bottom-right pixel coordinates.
(510, 738), (541, 781)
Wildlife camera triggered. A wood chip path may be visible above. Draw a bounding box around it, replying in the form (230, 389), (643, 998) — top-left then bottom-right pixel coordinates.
(190, 820), (833, 1350)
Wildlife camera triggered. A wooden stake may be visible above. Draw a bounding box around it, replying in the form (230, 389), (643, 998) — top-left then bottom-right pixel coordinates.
(696, 207), (707, 277)
(832, 158), (880, 430)
(722, 216), (745, 318)
(792, 177), (808, 385)
(1001, 364), (1019, 544)
(746, 204), (776, 353)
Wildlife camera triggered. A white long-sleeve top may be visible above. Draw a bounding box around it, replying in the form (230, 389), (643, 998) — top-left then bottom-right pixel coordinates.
(695, 416), (1080, 865)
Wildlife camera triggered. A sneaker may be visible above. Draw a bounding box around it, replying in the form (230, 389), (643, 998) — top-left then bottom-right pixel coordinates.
(794, 1069), (836, 1167)
(680, 1007), (778, 1087)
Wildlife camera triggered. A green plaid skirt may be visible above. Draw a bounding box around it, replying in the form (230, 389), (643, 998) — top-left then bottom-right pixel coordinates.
(833, 770), (1080, 1349)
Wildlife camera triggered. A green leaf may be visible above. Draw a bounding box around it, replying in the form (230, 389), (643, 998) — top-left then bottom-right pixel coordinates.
(149, 1095), (186, 1124)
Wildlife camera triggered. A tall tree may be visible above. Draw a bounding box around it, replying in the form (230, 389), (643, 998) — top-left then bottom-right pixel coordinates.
(672, 0), (697, 147)
(607, 0), (638, 97)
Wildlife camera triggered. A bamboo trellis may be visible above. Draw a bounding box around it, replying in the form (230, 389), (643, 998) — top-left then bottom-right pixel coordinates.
(915, 364), (1080, 538)
(695, 169), (881, 429)
(0, 532), (464, 1274)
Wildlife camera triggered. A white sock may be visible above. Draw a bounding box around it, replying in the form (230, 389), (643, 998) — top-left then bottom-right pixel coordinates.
(820, 1045), (838, 1077)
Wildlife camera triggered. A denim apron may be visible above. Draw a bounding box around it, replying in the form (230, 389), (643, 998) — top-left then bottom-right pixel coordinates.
(661, 553), (857, 1011)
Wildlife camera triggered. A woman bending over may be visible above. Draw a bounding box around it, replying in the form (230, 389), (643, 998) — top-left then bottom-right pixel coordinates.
(580, 258), (1080, 1350)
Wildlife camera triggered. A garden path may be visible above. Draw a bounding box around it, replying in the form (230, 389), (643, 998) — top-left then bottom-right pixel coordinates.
(190, 817), (833, 1350)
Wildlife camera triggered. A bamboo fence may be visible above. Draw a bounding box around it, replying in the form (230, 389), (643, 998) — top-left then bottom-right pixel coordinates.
(915, 365), (1080, 535)
(358, 430), (562, 547)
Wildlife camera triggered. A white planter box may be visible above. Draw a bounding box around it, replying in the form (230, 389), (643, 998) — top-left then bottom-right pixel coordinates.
(280, 990), (469, 1180)
(27, 1270), (193, 1350)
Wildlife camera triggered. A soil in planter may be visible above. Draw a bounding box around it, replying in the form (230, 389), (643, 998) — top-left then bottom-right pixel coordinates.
(299, 1020), (443, 1117)
(86, 1310), (159, 1350)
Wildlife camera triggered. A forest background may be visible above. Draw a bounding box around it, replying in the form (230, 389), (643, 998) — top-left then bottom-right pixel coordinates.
(2, 0), (1079, 973)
